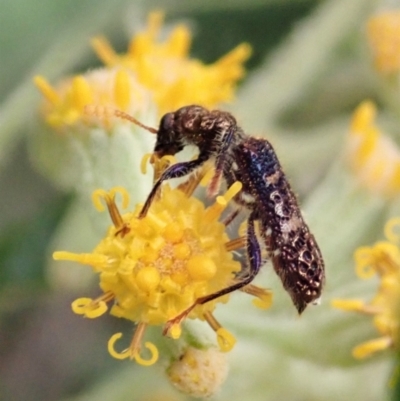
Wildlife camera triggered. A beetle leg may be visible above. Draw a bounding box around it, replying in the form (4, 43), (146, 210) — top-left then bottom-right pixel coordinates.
(163, 211), (262, 335)
(139, 155), (208, 218)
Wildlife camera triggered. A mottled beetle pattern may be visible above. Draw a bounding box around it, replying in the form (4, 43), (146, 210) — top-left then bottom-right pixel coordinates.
(118, 105), (325, 325)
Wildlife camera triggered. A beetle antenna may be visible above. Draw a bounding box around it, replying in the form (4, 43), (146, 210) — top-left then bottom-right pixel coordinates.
(84, 105), (158, 134)
(114, 109), (158, 134)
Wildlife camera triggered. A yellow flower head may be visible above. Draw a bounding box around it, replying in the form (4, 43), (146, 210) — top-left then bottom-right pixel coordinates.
(53, 157), (272, 365)
(332, 218), (400, 359)
(367, 11), (400, 74)
(34, 68), (153, 130)
(346, 100), (400, 197)
(34, 12), (251, 130)
(92, 11), (251, 114)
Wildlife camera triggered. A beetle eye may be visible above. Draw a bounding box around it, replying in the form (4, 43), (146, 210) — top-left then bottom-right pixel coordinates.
(160, 113), (174, 131)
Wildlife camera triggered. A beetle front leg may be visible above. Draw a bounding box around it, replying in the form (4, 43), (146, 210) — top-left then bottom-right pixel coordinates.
(139, 155), (208, 218)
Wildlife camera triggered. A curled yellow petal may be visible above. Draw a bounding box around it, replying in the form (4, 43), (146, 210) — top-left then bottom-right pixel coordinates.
(216, 328), (236, 352)
(91, 187), (130, 230)
(354, 247), (378, 279)
(355, 262), (376, 279)
(153, 155), (178, 181)
(108, 333), (131, 360)
(110, 186), (130, 210)
(385, 217), (400, 244)
(85, 301), (108, 318)
(71, 298), (93, 315)
(71, 298), (108, 318)
(133, 342), (159, 366)
(160, 155), (177, 166)
(141, 153), (153, 174)
(92, 186), (129, 212)
(92, 189), (109, 211)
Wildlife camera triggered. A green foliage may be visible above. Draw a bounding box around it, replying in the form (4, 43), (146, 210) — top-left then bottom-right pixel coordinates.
(0, 194), (72, 290)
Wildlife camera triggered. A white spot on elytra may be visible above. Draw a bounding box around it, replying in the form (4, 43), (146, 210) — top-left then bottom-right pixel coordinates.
(240, 192), (255, 203)
(265, 170), (281, 185)
(281, 215), (303, 242)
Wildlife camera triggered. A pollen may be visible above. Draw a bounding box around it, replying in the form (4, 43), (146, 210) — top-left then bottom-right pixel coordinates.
(332, 217), (400, 358)
(367, 11), (400, 74)
(346, 101), (400, 197)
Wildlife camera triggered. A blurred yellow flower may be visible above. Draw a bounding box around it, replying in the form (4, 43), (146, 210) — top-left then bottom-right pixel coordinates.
(34, 11), (251, 130)
(346, 100), (400, 197)
(34, 69), (151, 129)
(92, 11), (251, 114)
(332, 218), (400, 359)
(367, 10), (400, 74)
